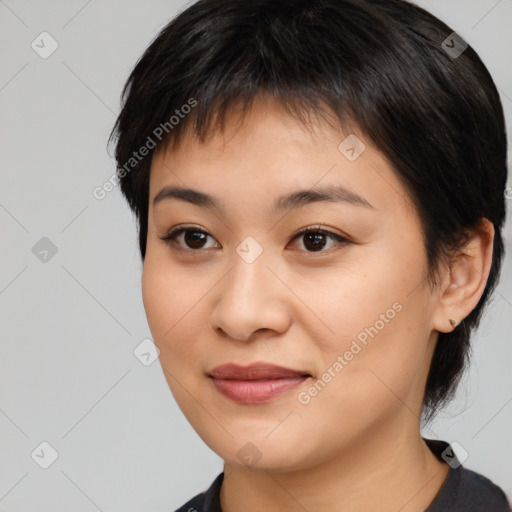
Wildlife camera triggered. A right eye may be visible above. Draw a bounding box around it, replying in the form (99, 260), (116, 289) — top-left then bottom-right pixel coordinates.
(159, 226), (220, 251)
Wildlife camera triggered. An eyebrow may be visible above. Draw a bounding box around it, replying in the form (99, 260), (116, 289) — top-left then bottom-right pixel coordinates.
(152, 184), (375, 213)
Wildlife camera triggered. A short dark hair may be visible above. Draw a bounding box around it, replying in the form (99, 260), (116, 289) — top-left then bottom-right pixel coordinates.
(108, 0), (508, 424)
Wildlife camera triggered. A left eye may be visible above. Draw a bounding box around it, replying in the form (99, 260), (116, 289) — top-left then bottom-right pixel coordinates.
(159, 226), (348, 253)
(290, 227), (348, 252)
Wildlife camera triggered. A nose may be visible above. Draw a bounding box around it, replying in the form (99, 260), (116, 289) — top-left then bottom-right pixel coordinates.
(210, 248), (292, 342)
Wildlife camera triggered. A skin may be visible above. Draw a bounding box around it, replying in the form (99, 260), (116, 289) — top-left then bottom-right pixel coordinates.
(142, 95), (494, 512)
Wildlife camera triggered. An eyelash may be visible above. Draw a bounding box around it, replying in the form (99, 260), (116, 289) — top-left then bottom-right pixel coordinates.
(159, 225), (350, 254)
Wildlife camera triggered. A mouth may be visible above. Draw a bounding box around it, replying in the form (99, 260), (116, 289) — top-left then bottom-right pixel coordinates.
(207, 362), (312, 404)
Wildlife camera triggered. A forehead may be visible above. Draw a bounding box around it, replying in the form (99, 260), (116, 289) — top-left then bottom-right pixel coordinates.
(148, 97), (416, 219)
(154, 97), (358, 167)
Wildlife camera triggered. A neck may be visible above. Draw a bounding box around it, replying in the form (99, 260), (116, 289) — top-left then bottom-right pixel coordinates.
(219, 414), (450, 512)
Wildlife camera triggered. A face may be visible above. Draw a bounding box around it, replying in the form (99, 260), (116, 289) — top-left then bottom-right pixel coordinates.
(142, 97), (441, 472)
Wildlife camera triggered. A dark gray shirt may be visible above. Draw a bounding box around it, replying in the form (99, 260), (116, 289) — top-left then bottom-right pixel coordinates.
(174, 438), (511, 511)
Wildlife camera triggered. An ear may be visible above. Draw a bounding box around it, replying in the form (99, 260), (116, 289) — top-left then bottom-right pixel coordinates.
(431, 218), (495, 333)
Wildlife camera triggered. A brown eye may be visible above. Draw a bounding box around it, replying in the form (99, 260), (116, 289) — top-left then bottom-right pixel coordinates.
(302, 231), (328, 251)
(290, 227), (349, 253)
(160, 227), (219, 250)
(182, 230), (208, 249)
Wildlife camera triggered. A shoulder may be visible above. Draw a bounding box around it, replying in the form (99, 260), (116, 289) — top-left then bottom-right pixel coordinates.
(456, 466), (511, 511)
(173, 472), (224, 512)
(174, 492), (206, 512)
(423, 438), (511, 512)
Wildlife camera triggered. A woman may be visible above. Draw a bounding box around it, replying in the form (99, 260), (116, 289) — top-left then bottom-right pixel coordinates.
(108, 0), (511, 510)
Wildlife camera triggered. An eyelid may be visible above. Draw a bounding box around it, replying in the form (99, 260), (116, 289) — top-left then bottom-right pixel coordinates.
(291, 224), (347, 240)
(160, 225), (208, 239)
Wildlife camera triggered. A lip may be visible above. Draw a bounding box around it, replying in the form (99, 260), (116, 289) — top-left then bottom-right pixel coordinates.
(208, 362), (310, 380)
(207, 362), (312, 404)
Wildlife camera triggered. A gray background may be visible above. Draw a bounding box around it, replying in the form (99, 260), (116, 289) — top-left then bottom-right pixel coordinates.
(0, 1), (510, 510)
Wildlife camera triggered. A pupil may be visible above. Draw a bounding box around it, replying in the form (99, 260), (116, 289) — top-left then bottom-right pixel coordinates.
(304, 232), (326, 251)
(185, 230), (206, 249)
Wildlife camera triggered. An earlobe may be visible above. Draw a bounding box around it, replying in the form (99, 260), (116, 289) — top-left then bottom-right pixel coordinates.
(432, 218), (495, 334)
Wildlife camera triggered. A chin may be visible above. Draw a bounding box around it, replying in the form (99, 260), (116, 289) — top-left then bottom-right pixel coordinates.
(203, 430), (324, 474)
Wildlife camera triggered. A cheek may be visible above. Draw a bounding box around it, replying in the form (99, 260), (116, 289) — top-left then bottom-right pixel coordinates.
(141, 259), (171, 339)
(141, 257), (204, 365)
(311, 241), (431, 406)
(141, 259), (211, 424)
